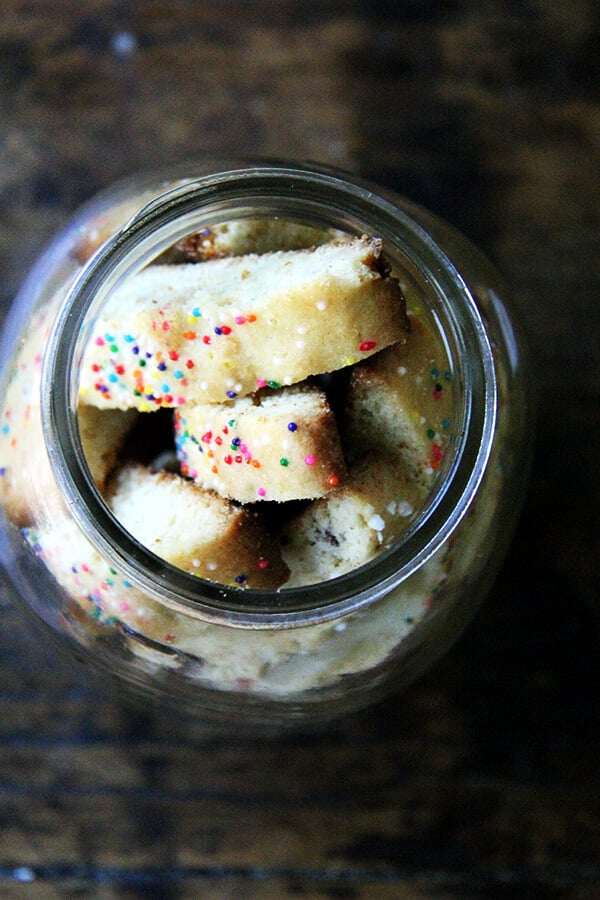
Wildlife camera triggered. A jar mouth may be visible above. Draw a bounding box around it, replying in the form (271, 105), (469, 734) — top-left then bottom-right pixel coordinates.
(41, 163), (496, 629)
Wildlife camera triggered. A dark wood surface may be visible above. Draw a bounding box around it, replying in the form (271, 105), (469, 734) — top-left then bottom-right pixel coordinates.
(1, 2), (599, 896)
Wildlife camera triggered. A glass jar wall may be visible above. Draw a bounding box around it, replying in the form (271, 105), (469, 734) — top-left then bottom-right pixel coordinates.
(0, 163), (531, 730)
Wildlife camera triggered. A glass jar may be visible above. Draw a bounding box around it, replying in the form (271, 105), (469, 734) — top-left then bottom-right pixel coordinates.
(0, 162), (531, 731)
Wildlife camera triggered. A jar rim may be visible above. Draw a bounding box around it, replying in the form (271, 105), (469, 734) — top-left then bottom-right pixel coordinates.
(42, 162), (497, 628)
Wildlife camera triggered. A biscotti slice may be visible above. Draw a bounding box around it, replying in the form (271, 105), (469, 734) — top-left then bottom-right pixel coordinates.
(344, 314), (454, 486)
(0, 301), (137, 525)
(281, 452), (425, 587)
(174, 382), (346, 503)
(75, 211), (338, 266)
(79, 237), (408, 410)
(0, 401), (138, 528)
(108, 463), (289, 588)
(158, 218), (341, 262)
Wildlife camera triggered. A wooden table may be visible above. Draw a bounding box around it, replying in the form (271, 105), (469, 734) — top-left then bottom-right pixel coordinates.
(1, 2), (598, 896)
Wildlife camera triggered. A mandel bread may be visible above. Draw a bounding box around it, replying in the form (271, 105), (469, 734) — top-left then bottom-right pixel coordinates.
(79, 236), (408, 410)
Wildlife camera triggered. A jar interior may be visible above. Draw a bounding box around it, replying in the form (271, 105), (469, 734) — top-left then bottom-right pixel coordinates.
(26, 168), (493, 628)
(73, 210), (456, 593)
